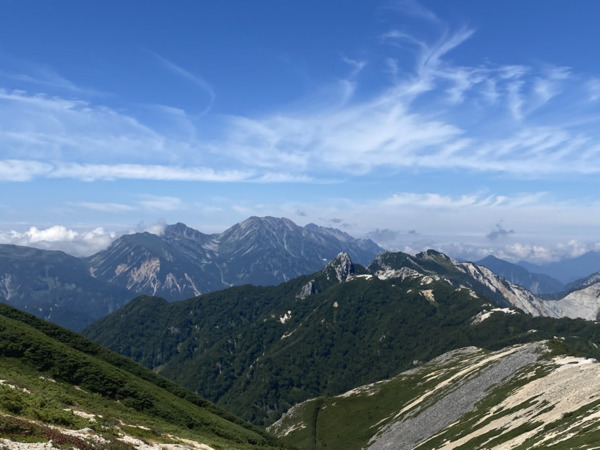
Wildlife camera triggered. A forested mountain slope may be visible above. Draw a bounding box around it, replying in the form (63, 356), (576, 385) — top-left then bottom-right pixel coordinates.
(84, 252), (600, 425)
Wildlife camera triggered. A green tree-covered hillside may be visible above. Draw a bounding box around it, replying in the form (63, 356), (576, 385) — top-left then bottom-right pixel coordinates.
(84, 254), (600, 425)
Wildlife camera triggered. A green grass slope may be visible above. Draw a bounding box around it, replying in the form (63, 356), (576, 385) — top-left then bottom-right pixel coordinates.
(0, 303), (286, 449)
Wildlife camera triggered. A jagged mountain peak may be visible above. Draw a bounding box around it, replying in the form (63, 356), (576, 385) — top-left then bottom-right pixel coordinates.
(324, 252), (354, 282)
(86, 217), (384, 302)
(219, 216), (301, 249)
(164, 222), (213, 241)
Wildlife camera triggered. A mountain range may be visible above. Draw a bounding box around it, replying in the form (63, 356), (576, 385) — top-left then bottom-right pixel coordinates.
(2, 213), (600, 328)
(476, 254), (564, 295)
(0, 245), (131, 330)
(0, 216), (383, 330)
(82, 250), (600, 427)
(5, 219), (600, 447)
(87, 217), (383, 300)
(518, 250), (600, 284)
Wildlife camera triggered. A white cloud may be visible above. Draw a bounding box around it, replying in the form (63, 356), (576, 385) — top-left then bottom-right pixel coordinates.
(382, 193), (480, 208)
(134, 219), (167, 236)
(0, 225), (117, 256)
(50, 163), (255, 182)
(137, 195), (184, 212)
(490, 240), (600, 264)
(75, 202), (136, 213)
(0, 159), (51, 181)
(0, 219), (174, 257)
(588, 78), (600, 101)
(23, 225), (78, 243)
(147, 50), (215, 115)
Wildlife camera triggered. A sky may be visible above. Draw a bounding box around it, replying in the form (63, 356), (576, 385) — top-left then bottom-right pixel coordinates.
(2, 0), (600, 263)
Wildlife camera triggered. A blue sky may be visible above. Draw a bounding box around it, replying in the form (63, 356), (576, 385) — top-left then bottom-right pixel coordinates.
(2, 0), (600, 263)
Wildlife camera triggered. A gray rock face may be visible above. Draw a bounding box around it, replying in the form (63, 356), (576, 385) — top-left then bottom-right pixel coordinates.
(368, 344), (544, 449)
(324, 252), (354, 282)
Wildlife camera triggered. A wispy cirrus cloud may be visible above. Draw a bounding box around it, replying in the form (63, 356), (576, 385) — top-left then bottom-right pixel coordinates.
(1, 4), (599, 184)
(50, 163), (254, 182)
(75, 197), (184, 214)
(0, 160), (316, 183)
(147, 50), (216, 115)
(390, 0), (441, 24)
(137, 195), (184, 212)
(0, 56), (103, 97)
(74, 202), (136, 213)
(0, 159), (51, 181)
(207, 23), (597, 178)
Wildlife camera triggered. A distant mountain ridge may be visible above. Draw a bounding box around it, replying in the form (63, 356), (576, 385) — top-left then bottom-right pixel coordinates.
(87, 216), (384, 300)
(518, 251), (600, 284)
(4, 215), (600, 332)
(476, 255), (564, 294)
(0, 216), (383, 330)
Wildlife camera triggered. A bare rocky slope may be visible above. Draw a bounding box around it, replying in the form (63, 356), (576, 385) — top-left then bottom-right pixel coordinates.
(270, 340), (600, 449)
